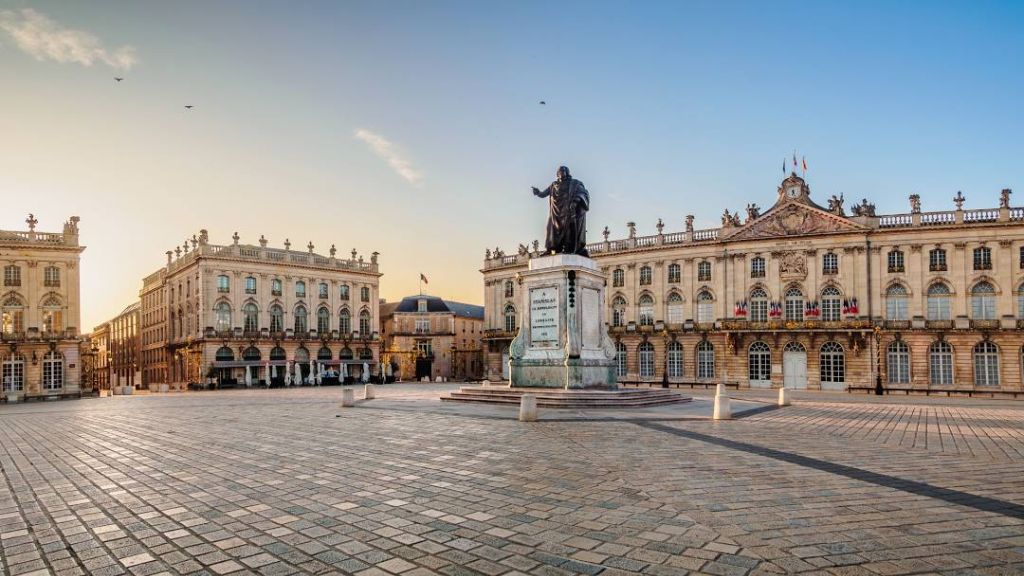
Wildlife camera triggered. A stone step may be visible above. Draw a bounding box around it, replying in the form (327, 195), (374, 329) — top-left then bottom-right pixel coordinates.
(442, 387), (691, 408)
(456, 387), (682, 399)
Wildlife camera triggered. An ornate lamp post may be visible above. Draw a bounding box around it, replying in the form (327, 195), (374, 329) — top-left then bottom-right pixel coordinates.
(873, 326), (884, 395)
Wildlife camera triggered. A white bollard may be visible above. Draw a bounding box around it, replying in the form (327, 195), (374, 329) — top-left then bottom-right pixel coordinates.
(713, 386), (732, 420)
(778, 387), (790, 406)
(519, 394), (538, 422)
(341, 387), (355, 407)
(364, 383), (375, 400)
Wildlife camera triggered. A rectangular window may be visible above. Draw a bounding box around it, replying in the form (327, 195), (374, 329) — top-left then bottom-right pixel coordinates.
(319, 283), (329, 299)
(417, 341), (432, 357)
(667, 264), (681, 284)
(697, 301), (713, 324)
(415, 318), (430, 333)
(973, 247), (992, 271)
(822, 253), (838, 275)
(929, 249), (947, 272)
(271, 279), (282, 296)
(888, 250), (904, 273)
(217, 276), (230, 293)
(750, 257), (765, 278)
(749, 300), (767, 323)
(697, 346), (715, 379)
(245, 277), (256, 294)
(4, 266), (21, 287)
(44, 266), (60, 287)
(821, 299), (841, 322)
(697, 262), (711, 282)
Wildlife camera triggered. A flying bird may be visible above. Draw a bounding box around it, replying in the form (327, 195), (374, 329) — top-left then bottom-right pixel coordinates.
(184, 105), (194, 110)
(539, 101), (546, 105)
(114, 77), (123, 82)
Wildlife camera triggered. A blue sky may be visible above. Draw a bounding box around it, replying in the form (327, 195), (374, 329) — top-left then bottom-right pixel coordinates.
(0, 1), (1021, 328)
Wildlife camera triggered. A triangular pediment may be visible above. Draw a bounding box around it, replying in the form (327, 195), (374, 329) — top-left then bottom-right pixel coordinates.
(726, 201), (866, 241)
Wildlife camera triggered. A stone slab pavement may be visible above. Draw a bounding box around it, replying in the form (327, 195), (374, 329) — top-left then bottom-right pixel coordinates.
(0, 383), (1022, 576)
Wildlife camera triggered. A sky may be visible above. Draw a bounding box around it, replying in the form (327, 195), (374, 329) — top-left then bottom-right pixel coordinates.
(0, 0), (1021, 330)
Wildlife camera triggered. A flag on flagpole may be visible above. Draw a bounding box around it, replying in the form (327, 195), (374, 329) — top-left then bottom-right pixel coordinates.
(802, 156), (807, 172)
(420, 273), (429, 285)
(793, 151), (798, 170)
(782, 158), (786, 174)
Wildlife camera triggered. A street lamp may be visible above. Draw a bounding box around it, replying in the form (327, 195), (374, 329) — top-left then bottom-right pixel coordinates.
(873, 326), (884, 395)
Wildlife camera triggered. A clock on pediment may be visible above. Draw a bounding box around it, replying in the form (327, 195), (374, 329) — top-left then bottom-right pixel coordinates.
(785, 185), (801, 199)
(778, 172), (810, 203)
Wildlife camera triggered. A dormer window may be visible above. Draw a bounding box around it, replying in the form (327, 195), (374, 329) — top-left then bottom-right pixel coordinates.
(417, 299), (427, 312)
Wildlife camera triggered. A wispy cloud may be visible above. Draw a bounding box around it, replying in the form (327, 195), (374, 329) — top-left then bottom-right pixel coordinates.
(354, 128), (422, 186)
(0, 8), (137, 71)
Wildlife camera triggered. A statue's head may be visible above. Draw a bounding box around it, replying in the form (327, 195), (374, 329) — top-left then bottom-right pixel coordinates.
(556, 166), (571, 181)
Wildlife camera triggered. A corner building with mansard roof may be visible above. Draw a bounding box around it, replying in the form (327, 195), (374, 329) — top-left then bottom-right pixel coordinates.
(139, 231), (382, 388)
(482, 173), (1024, 393)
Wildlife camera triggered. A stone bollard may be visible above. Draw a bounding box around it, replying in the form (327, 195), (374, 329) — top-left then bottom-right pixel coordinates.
(778, 387), (790, 406)
(519, 394), (538, 422)
(341, 387), (355, 407)
(713, 384), (732, 420)
(364, 383), (375, 400)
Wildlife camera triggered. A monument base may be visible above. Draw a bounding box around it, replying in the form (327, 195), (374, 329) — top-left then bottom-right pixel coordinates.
(508, 254), (617, 390)
(444, 386), (690, 408)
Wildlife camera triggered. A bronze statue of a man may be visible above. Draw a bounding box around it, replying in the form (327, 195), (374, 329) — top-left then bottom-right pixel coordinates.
(532, 166), (590, 256)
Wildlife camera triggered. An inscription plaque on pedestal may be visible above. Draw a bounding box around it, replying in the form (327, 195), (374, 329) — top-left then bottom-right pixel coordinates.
(529, 287), (559, 346)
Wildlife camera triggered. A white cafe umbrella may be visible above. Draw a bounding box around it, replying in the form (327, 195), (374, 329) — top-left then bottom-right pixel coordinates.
(264, 361), (270, 387)
(315, 362), (322, 386)
(284, 362), (292, 386)
(362, 362), (370, 383)
(308, 359), (314, 385)
(245, 365), (252, 388)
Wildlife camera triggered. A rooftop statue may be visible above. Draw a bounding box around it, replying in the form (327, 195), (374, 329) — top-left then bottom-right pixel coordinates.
(532, 166), (590, 256)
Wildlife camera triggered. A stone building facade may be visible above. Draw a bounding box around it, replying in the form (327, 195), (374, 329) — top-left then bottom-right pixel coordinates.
(138, 231), (382, 388)
(1, 215), (85, 399)
(91, 302), (140, 390)
(482, 173), (1024, 392)
(380, 295), (484, 382)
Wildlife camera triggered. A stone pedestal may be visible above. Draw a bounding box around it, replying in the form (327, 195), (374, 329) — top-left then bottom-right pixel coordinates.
(364, 384), (375, 400)
(340, 387), (355, 407)
(508, 254), (617, 389)
(519, 394), (538, 421)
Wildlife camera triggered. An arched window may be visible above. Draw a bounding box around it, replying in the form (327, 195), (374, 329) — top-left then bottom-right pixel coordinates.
(215, 302), (232, 332)
(242, 346), (261, 361)
(697, 291), (714, 324)
(971, 282), (996, 319)
(639, 266), (652, 286)
(784, 287), (804, 322)
(615, 342), (627, 377)
(317, 307), (331, 333)
(504, 305), (517, 333)
(318, 283), (329, 299)
(748, 341), (771, 383)
(245, 276), (256, 294)
(974, 341), (999, 386)
(612, 296), (627, 327)
(360, 287), (370, 302)
(339, 308), (351, 334)
(612, 269), (624, 288)
(667, 263), (681, 284)
(929, 341), (954, 385)
(887, 341), (910, 384)
(41, 296), (63, 333)
(340, 284), (350, 300)
(504, 280), (514, 298)
(2, 295), (25, 334)
(821, 286), (842, 322)
(243, 303), (259, 332)
(295, 281), (306, 298)
(294, 347), (310, 362)
(666, 293), (684, 324)
(269, 304), (284, 332)
(359, 309), (371, 335)
(317, 346), (332, 361)
(215, 346), (234, 361)
(696, 341), (715, 379)
(750, 256), (765, 278)
(339, 347), (353, 360)
(749, 288), (768, 322)
(638, 342), (655, 378)
(638, 294), (654, 326)
(885, 284), (908, 321)
(269, 346), (286, 361)
(2, 353), (26, 391)
(927, 283), (951, 320)
(667, 341), (683, 378)
(42, 351), (63, 390)
(820, 342), (845, 384)
(294, 305), (308, 333)
(822, 252), (838, 275)
(697, 261), (712, 282)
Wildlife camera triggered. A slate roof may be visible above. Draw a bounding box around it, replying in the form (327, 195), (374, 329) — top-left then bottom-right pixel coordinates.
(384, 295), (484, 319)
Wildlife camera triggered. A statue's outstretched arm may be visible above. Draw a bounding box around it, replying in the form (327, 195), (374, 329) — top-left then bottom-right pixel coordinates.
(532, 185), (550, 198)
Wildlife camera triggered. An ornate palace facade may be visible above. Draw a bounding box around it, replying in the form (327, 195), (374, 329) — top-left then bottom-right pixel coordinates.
(482, 174), (1024, 392)
(1, 215), (85, 399)
(139, 231), (382, 388)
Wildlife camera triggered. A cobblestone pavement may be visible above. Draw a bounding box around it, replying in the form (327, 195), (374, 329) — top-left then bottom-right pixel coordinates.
(1, 385), (1023, 576)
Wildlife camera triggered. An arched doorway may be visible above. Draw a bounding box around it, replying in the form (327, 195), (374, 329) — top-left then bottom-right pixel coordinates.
(783, 341), (807, 389)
